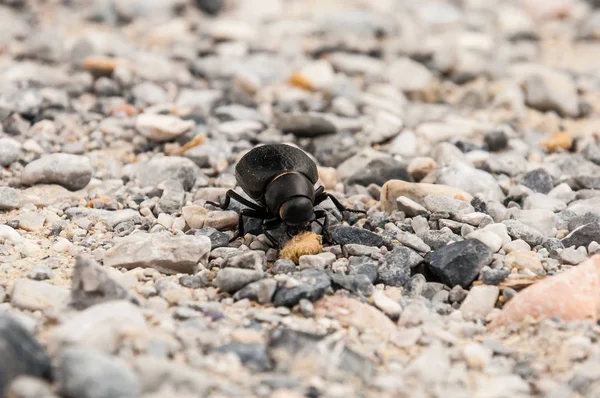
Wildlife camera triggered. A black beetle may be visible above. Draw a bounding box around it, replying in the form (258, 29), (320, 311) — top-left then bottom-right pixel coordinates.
(206, 143), (365, 246)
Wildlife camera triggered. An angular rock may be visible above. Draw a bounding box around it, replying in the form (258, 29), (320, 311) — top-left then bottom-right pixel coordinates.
(222, 250), (266, 271)
(377, 246), (423, 287)
(518, 168), (554, 194)
(562, 223), (600, 249)
(232, 279), (277, 304)
(70, 256), (134, 310)
(214, 268), (263, 294)
(21, 154), (92, 191)
(330, 273), (374, 296)
(272, 269), (331, 307)
(65, 208), (141, 229)
(331, 225), (387, 248)
(347, 256), (378, 283)
(522, 67), (579, 117)
(423, 195), (475, 215)
(425, 239), (493, 288)
(503, 220), (544, 246)
(57, 348), (140, 398)
(104, 232), (211, 275)
(0, 314), (52, 394)
(460, 285), (500, 321)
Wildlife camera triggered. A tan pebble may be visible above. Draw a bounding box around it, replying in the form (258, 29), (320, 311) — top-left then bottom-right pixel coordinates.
(407, 157), (437, 181)
(380, 180), (473, 213)
(540, 131), (574, 153)
(504, 251), (544, 272)
(317, 166), (338, 190)
(231, 328), (264, 344)
(489, 255), (600, 329)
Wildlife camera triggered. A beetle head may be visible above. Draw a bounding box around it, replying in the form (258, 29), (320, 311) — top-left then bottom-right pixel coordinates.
(279, 196), (315, 227)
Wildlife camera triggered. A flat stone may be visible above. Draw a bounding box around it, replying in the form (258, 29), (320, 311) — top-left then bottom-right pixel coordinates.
(10, 279), (69, 311)
(203, 211), (238, 230)
(331, 225), (387, 248)
(425, 239), (493, 288)
(21, 154), (92, 191)
(380, 180), (473, 213)
(232, 279), (277, 304)
(276, 113), (337, 138)
(560, 246), (588, 265)
(424, 195), (475, 215)
(104, 232), (211, 274)
(396, 196), (430, 217)
(466, 229), (503, 252)
(330, 273), (373, 296)
(48, 300), (146, 354)
(222, 250), (266, 271)
(460, 285), (500, 321)
(346, 158), (412, 187)
(17, 212), (46, 232)
(135, 113), (194, 142)
(272, 269), (331, 307)
(347, 256), (378, 283)
(214, 268), (263, 294)
(57, 348), (140, 398)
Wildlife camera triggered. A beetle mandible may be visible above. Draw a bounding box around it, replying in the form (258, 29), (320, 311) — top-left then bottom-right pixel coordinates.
(206, 143), (365, 246)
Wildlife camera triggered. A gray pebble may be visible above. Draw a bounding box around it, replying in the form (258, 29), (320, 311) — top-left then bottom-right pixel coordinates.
(21, 154), (93, 191)
(0, 187), (21, 210)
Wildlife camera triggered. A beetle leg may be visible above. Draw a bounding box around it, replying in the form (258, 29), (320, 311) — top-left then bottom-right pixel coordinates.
(207, 189), (264, 212)
(262, 219), (283, 248)
(315, 191), (367, 215)
(230, 208), (271, 242)
(314, 208), (333, 244)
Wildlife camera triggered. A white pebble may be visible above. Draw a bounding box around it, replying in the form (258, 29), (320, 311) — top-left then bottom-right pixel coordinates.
(0, 225), (23, 243)
(463, 343), (493, 369)
(53, 238), (73, 253)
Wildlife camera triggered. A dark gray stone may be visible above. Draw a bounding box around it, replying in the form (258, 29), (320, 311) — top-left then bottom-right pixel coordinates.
(195, 0), (223, 15)
(562, 222), (600, 249)
(0, 314), (52, 394)
(347, 256), (378, 283)
(272, 269), (331, 307)
(484, 129), (509, 152)
(377, 246), (423, 287)
(57, 348), (140, 398)
(418, 229), (463, 250)
(519, 168), (554, 194)
(346, 158), (413, 187)
(233, 279), (277, 304)
(425, 239), (493, 288)
(421, 282), (448, 300)
(482, 268), (510, 285)
(567, 212), (600, 232)
(542, 238), (564, 259)
(330, 273), (374, 296)
(213, 343), (271, 372)
(214, 268), (263, 294)
(331, 225), (387, 248)
(277, 113), (337, 138)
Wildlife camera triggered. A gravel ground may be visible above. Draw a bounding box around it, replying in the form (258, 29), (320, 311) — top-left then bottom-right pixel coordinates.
(2, 0), (600, 397)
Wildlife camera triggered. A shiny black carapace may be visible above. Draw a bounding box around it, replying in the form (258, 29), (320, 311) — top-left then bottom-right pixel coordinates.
(207, 143), (365, 246)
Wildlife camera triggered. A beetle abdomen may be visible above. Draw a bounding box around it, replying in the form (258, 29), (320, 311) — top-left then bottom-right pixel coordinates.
(235, 144), (319, 201)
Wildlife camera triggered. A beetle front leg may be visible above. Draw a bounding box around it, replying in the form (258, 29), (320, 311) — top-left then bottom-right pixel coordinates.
(314, 190), (366, 215)
(230, 208), (271, 242)
(206, 189), (264, 212)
